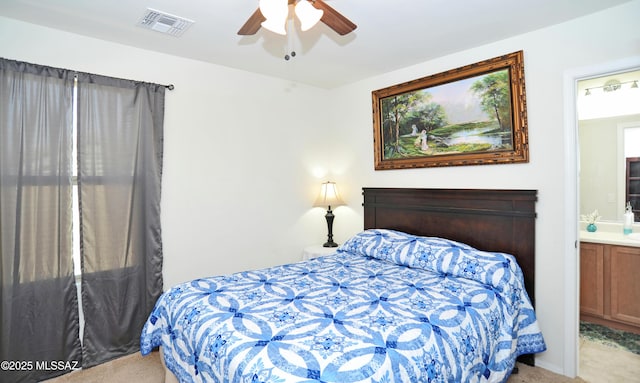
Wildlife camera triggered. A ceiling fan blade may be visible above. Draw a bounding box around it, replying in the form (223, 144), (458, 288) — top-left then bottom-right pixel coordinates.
(237, 8), (266, 35)
(312, 0), (357, 35)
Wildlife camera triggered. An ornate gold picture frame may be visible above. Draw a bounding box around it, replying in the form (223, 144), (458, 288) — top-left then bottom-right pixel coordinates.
(372, 51), (529, 169)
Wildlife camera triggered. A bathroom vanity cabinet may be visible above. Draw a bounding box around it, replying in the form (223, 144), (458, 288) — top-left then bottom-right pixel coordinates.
(580, 241), (640, 334)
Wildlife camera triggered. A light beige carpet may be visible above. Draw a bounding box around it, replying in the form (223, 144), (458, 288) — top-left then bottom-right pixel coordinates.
(42, 351), (164, 383)
(579, 336), (640, 383)
(43, 350), (586, 383)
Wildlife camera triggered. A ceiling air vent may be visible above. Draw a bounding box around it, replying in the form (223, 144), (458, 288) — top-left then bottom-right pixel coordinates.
(137, 8), (194, 37)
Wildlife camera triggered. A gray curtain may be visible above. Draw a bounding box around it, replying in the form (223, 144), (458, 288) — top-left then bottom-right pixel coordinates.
(0, 59), (82, 382)
(76, 73), (164, 367)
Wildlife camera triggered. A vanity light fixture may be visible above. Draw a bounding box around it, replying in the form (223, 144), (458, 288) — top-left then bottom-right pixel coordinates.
(584, 78), (639, 96)
(602, 79), (622, 92)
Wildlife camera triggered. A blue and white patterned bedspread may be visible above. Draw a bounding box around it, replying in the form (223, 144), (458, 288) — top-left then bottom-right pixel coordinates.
(141, 229), (546, 382)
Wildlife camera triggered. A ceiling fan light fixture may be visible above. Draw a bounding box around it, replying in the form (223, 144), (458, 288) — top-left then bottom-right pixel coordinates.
(261, 18), (287, 35)
(259, 0), (288, 35)
(295, 0), (324, 31)
(238, 0), (356, 36)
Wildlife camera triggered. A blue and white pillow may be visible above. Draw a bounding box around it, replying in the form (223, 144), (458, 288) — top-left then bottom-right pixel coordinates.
(337, 229), (525, 301)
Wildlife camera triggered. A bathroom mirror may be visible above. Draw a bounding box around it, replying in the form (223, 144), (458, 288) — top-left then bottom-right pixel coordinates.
(578, 69), (640, 222)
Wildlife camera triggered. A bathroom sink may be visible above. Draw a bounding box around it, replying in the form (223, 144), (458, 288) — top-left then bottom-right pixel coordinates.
(629, 233), (640, 241)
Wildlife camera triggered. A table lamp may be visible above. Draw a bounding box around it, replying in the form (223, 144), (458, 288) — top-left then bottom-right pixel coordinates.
(313, 181), (345, 247)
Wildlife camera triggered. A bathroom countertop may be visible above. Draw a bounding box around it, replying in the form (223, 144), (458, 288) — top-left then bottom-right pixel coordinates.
(580, 231), (640, 247)
(579, 221), (640, 247)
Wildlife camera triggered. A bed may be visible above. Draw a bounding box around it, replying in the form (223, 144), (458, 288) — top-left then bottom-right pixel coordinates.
(140, 188), (546, 382)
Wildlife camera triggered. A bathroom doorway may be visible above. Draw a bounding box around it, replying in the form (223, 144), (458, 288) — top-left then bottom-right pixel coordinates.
(575, 68), (640, 382)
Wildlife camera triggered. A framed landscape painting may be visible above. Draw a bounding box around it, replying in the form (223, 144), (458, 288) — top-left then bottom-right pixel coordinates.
(372, 51), (529, 170)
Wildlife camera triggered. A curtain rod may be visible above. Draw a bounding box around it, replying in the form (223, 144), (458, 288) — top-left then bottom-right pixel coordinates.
(1, 57), (176, 90)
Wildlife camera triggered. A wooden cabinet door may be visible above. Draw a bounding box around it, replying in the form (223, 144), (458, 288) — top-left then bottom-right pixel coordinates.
(610, 245), (640, 326)
(580, 242), (604, 317)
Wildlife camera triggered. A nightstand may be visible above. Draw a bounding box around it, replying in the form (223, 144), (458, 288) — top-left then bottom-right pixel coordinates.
(302, 245), (339, 261)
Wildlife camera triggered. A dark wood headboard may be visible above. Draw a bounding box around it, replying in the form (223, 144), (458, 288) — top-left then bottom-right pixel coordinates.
(362, 188), (537, 306)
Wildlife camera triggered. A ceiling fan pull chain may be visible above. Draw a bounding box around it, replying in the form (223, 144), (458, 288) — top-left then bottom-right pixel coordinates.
(285, 18), (296, 60)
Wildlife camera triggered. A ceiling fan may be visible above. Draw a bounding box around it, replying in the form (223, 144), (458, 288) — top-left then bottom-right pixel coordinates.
(238, 0), (357, 36)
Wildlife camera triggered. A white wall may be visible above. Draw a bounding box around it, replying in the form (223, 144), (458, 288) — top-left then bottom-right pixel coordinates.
(326, 0), (640, 376)
(0, 16), (335, 286)
(2, 0), (640, 377)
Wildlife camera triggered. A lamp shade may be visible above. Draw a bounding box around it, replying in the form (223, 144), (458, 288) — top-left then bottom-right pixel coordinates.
(259, 0), (288, 35)
(313, 181), (345, 208)
(295, 0), (323, 31)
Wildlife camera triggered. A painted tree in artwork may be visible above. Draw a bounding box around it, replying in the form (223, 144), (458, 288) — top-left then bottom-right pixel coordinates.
(470, 70), (512, 131)
(406, 101), (446, 133)
(380, 91), (431, 157)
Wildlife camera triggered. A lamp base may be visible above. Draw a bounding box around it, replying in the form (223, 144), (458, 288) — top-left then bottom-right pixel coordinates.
(322, 207), (338, 248)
